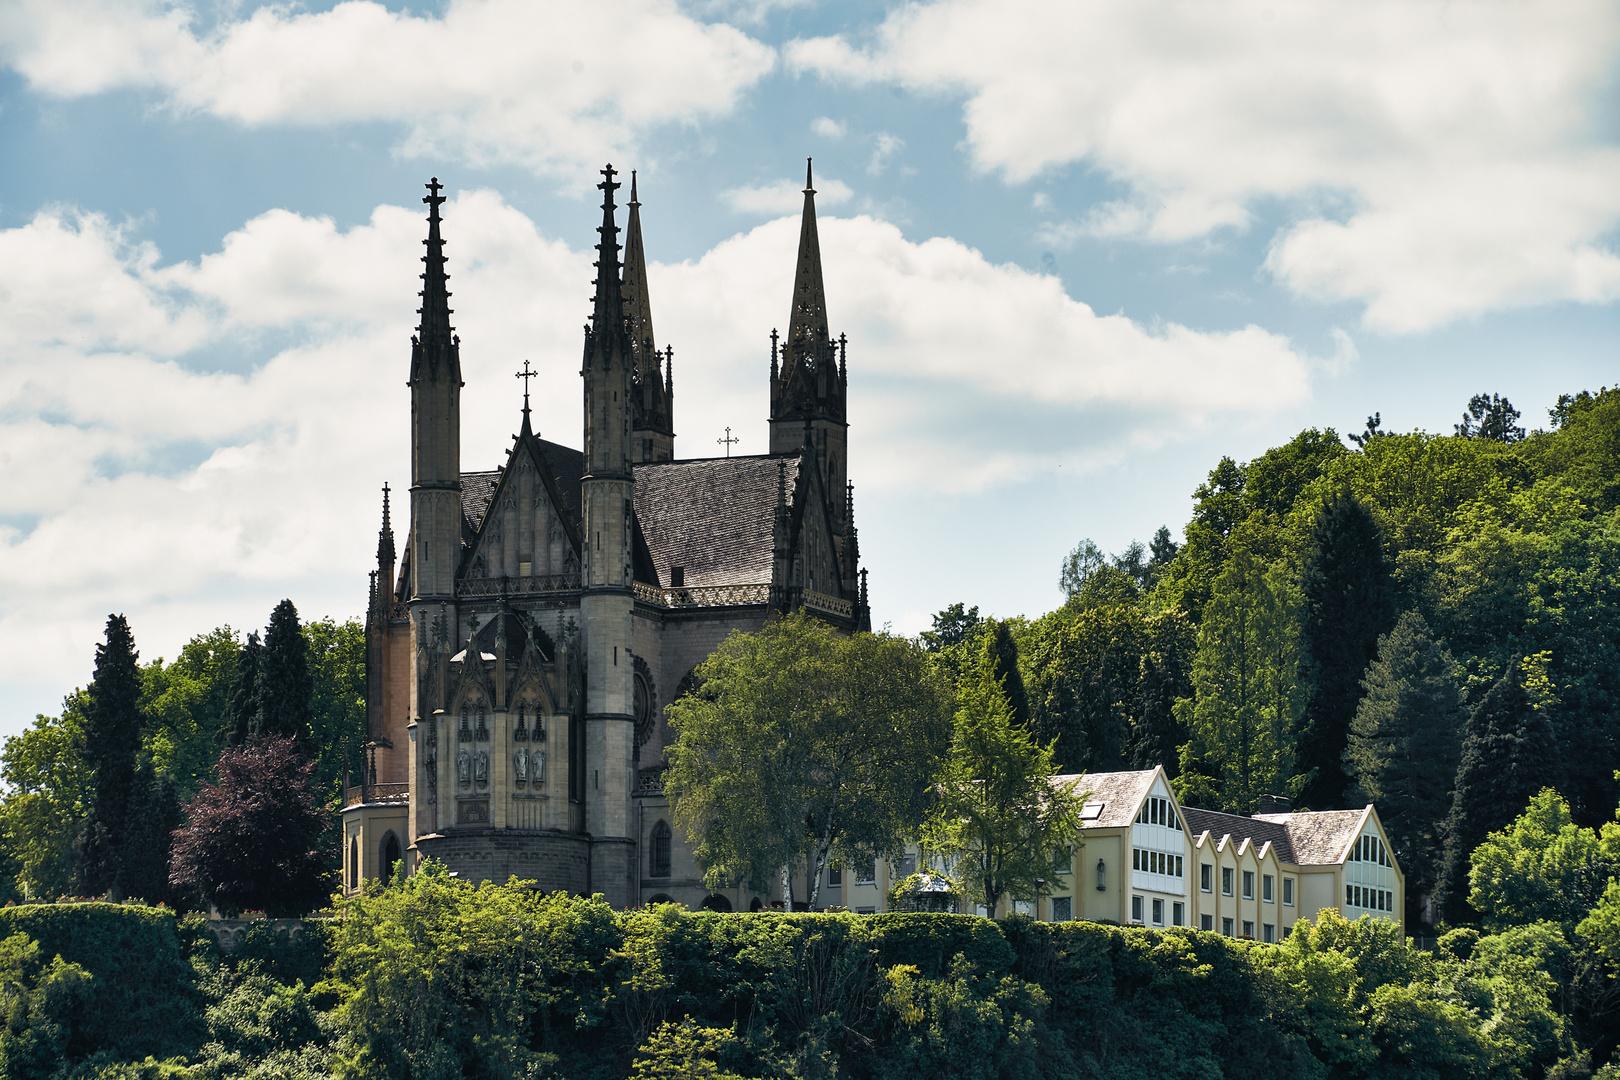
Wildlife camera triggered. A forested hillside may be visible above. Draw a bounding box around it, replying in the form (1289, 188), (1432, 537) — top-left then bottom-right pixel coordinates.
(928, 388), (1620, 925)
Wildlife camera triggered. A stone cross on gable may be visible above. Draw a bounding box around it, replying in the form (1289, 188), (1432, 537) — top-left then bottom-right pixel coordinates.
(717, 426), (739, 457)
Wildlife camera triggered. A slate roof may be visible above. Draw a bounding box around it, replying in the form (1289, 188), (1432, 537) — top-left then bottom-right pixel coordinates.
(632, 452), (802, 589)
(1182, 807), (1298, 863)
(1253, 809), (1369, 865)
(1054, 769), (1156, 829)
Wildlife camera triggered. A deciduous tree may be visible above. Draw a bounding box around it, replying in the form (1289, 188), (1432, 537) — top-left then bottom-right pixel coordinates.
(922, 639), (1084, 917)
(665, 614), (952, 908)
(169, 735), (332, 917)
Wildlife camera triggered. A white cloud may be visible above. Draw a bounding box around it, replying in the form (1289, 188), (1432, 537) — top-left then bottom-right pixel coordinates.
(1, 0), (775, 179)
(786, 0), (1620, 331)
(0, 189), (1315, 733)
(810, 116), (846, 139)
(867, 132), (904, 176)
(721, 177), (854, 214)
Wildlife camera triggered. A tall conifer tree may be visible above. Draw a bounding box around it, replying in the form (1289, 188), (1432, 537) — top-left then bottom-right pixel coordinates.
(225, 631), (261, 746)
(74, 614), (144, 898)
(1436, 659), (1560, 922)
(256, 600), (314, 749)
(985, 619), (1030, 729)
(1344, 611), (1464, 920)
(1297, 491), (1395, 809)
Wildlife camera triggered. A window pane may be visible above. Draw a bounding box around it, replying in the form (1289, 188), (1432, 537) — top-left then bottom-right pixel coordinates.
(1153, 898), (1164, 925)
(1222, 918), (1234, 937)
(1243, 921), (1254, 939)
(1263, 875), (1273, 902)
(1132, 896), (1144, 922)
(1052, 896), (1072, 922)
(1202, 864), (1212, 892)
(1201, 914), (1213, 931)
(1173, 902), (1184, 927)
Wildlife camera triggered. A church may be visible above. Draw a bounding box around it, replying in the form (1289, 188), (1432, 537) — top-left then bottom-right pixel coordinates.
(341, 163), (869, 910)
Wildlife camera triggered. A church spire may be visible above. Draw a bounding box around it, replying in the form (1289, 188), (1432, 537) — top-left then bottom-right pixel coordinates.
(410, 178), (460, 385)
(786, 158), (830, 357)
(622, 169), (675, 461)
(590, 165), (625, 342)
(378, 483), (395, 572)
(623, 171), (656, 369)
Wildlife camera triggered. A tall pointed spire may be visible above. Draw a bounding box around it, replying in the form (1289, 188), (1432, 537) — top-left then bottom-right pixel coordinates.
(786, 158), (830, 357)
(590, 165), (625, 340)
(378, 483), (395, 571)
(411, 178), (460, 385)
(622, 170), (675, 461)
(622, 170), (657, 370)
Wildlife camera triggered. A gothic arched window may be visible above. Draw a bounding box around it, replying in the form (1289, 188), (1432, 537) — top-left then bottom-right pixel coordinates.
(381, 833), (402, 886)
(349, 837), (359, 890)
(650, 820), (672, 878)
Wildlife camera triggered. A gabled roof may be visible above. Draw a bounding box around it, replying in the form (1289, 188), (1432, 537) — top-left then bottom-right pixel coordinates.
(1054, 769), (1157, 829)
(633, 452), (802, 589)
(459, 437), (585, 550)
(1253, 808), (1371, 865)
(1181, 807), (1297, 864)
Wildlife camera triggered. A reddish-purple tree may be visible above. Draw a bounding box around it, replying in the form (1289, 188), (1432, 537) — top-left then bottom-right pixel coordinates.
(169, 735), (333, 917)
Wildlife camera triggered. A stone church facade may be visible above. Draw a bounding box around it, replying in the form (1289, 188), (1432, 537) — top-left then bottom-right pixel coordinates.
(341, 164), (869, 910)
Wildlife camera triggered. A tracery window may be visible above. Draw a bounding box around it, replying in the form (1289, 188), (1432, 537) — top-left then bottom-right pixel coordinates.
(650, 821), (672, 878)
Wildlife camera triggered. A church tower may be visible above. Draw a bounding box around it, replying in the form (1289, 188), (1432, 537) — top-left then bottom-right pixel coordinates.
(624, 172), (674, 463)
(769, 160), (857, 593)
(579, 166), (638, 906)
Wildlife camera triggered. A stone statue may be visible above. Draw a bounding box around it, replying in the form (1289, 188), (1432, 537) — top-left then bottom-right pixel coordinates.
(475, 751), (489, 784)
(457, 749), (471, 787)
(533, 751), (545, 783)
(514, 746), (529, 783)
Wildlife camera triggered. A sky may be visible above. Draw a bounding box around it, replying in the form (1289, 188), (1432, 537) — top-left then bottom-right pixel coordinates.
(1, 0), (1618, 743)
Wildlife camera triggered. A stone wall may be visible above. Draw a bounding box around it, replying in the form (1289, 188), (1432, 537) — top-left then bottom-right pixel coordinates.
(416, 828), (591, 892)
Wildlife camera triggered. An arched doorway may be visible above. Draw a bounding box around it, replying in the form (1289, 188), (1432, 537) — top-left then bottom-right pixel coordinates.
(700, 893), (734, 912)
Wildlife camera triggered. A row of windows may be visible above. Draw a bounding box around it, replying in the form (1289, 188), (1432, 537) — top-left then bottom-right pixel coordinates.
(1133, 848), (1184, 877)
(1131, 895), (1187, 926)
(1137, 796), (1180, 830)
(1348, 885), (1395, 912)
(1198, 864), (1294, 905)
(1350, 834), (1392, 867)
(1195, 915), (1282, 943)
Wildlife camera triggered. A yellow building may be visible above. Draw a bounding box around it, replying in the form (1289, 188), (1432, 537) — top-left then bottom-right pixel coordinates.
(816, 766), (1404, 937)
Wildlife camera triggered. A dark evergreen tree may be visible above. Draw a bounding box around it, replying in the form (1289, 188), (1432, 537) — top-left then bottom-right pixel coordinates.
(1297, 491), (1395, 809)
(120, 762), (183, 907)
(1454, 392), (1525, 442)
(169, 735), (333, 917)
(1125, 609), (1192, 776)
(986, 619), (1030, 729)
(256, 600), (313, 748)
(225, 630), (261, 746)
(1148, 526), (1179, 568)
(1344, 611), (1464, 924)
(1436, 660), (1561, 923)
(74, 614), (144, 898)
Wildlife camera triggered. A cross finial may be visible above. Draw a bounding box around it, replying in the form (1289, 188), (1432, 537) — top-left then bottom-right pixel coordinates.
(424, 177), (445, 215)
(515, 359), (537, 414)
(805, 157), (814, 193)
(717, 426), (740, 457)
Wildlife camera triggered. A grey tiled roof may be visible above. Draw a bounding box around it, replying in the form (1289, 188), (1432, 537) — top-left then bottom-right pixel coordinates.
(1182, 807), (1297, 863)
(633, 452), (802, 589)
(1054, 769), (1156, 829)
(1253, 809), (1368, 865)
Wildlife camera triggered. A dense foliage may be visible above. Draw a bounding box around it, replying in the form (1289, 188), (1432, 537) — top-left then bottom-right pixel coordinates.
(9, 866), (1620, 1080)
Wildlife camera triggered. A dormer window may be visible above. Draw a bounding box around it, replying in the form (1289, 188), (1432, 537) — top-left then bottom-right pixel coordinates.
(670, 566), (685, 587)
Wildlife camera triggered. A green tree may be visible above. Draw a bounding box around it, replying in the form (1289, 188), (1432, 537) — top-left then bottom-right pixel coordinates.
(1344, 610), (1463, 914)
(1455, 392), (1525, 442)
(665, 614), (953, 908)
(1297, 490), (1396, 809)
(257, 599), (314, 748)
(1438, 658), (1561, 922)
(0, 695), (92, 900)
(74, 614), (145, 899)
(226, 631), (262, 747)
(920, 603), (987, 691)
(1024, 603), (1145, 773)
(1174, 550), (1307, 814)
(121, 761), (183, 907)
(305, 616), (367, 793)
(1124, 608), (1193, 775)
(1467, 789), (1620, 933)
(0, 932), (93, 1080)
(983, 620), (1029, 730)
(141, 626), (240, 799)
(922, 638), (1084, 917)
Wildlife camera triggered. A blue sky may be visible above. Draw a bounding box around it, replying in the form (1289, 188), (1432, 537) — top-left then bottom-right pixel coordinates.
(1, 0), (1617, 742)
